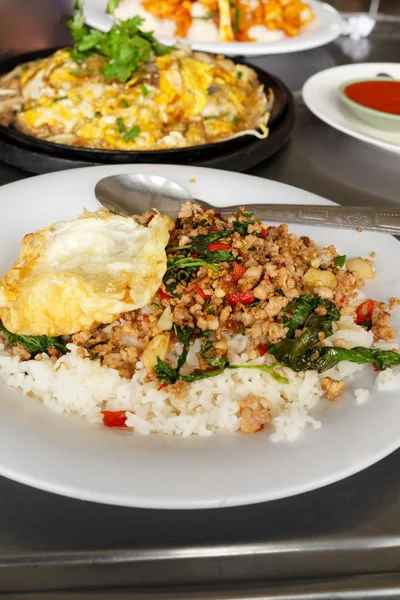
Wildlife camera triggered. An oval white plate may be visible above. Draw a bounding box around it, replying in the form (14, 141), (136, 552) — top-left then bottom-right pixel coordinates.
(0, 164), (400, 509)
(84, 0), (342, 56)
(303, 62), (400, 155)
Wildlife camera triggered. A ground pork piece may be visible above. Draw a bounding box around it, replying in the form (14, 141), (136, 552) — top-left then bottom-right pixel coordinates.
(93, 343), (113, 357)
(47, 346), (62, 359)
(109, 325), (124, 346)
(239, 395), (272, 434)
(12, 343), (31, 361)
(253, 279), (274, 301)
(195, 314), (219, 331)
(315, 305), (328, 316)
(275, 268), (296, 294)
(243, 256), (260, 269)
(248, 320), (263, 341)
(265, 295), (288, 318)
(214, 339), (228, 354)
(219, 306), (232, 323)
(172, 305), (194, 328)
(240, 265), (263, 286)
(71, 330), (92, 345)
(120, 345), (139, 364)
(321, 377), (345, 402)
(314, 286), (334, 300)
(239, 311), (255, 326)
(178, 201), (202, 219)
(121, 320), (152, 343)
(371, 308), (395, 341)
(76, 347), (86, 359)
(189, 303), (203, 316)
(263, 322), (287, 343)
(390, 297), (400, 310)
(79, 328), (109, 347)
(336, 270), (363, 294)
(264, 262), (278, 277)
(178, 234), (191, 247)
(102, 354), (135, 379)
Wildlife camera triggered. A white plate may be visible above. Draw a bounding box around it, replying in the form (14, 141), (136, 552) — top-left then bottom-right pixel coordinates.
(84, 0), (342, 56)
(303, 62), (400, 155)
(0, 164), (400, 509)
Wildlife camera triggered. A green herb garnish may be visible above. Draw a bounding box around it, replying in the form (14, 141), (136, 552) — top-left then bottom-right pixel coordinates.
(69, 70), (90, 76)
(153, 357), (288, 385)
(68, 3), (172, 83)
(268, 294), (400, 374)
(106, 0), (120, 15)
(173, 325), (193, 373)
(140, 83), (149, 97)
(237, 71), (243, 79)
(190, 231), (232, 254)
(123, 126), (140, 141)
(54, 96), (68, 102)
(229, 0), (241, 33)
(334, 255), (346, 268)
(116, 117), (126, 134)
(233, 220), (254, 236)
(0, 322), (68, 356)
(167, 257), (220, 271)
(121, 98), (129, 107)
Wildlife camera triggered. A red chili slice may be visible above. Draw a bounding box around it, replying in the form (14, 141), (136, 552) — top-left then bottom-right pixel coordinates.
(226, 291), (256, 306)
(232, 263), (246, 281)
(208, 242), (232, 251)
(102, 411), (128, 428)
(214, 212), (222, 219)
(355, 300), (375, 324)
(157, 288), (171, 300)
(148, 214), (155, 222)
(261, 228), (267, 239)
(191, 253), (199, 258)
(259, 343), (268, 357)
(158, 383), (168, 391)
(194, 284), (211, 300)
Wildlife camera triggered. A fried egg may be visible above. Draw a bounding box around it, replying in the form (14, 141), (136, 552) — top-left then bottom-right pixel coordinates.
(0, 209), (173, 336)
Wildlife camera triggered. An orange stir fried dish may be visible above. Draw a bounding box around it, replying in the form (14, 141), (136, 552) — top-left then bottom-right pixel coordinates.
(115, 0), (316, 42)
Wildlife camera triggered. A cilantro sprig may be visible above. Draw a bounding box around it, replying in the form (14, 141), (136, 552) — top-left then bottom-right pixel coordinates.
(68, 1), (172, 83)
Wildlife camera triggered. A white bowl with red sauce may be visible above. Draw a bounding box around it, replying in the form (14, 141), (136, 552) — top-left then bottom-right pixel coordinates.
(338, 77), (400, 132)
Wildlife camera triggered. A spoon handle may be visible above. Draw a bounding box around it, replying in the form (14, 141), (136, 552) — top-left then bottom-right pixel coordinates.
(217, 204), (400, 235)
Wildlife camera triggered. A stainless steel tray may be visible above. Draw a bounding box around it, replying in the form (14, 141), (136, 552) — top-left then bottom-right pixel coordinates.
(1, 9), (400, 599)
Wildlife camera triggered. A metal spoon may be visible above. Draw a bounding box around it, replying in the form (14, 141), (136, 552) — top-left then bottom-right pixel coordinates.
(95, 173), (400, 235)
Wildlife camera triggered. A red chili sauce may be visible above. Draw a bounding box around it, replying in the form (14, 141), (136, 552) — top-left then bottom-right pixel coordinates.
(344, 80), (400, 115)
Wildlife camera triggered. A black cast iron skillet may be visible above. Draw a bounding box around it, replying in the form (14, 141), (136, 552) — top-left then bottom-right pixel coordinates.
(0, 48), (290, 165)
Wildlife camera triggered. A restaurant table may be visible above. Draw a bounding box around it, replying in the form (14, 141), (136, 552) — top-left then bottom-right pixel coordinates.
(1, 4), (400, 599)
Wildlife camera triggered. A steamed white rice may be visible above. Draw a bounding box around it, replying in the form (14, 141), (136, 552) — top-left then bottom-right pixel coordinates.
(0, 315), (394, 441)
